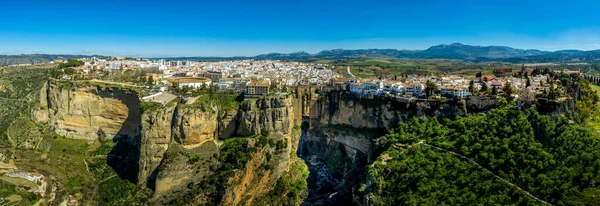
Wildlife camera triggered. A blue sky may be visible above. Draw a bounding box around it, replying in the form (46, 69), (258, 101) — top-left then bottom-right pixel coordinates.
(1, 0), (600, 57)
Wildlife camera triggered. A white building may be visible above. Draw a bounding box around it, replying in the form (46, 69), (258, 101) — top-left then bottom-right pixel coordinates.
(453, 87), (469, 98)
(171, 77), (212, 89)
(412, 84), (424, 96)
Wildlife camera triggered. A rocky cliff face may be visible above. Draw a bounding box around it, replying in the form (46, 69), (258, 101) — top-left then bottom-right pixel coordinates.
(34, 80), (303, 204)
(220, 96), (300, 205)
(31, 81), (581, 205)
(34, 81), (141, 141)
(236, 96), (295, 136)
(172, 106), (218, 146)
(309, 92), (466, 130)
(218, 109), (238, 138)
(301, 91), (475, 204)
(138, 102), (177, 186)
(302, 127), (373, 205)
(466, 95), (500, 113)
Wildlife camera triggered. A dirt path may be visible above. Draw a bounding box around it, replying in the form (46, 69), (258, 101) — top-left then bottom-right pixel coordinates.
(100, 174), (118, 183)
(421, 142), (552, 206)
(6, 120), (17, 161)
(346, 66), (357, 79)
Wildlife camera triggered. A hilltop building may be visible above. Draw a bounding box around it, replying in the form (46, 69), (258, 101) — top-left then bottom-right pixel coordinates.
(203, 71), (224, 81)
(246, 80), (270, 97)
(170, 77), (212, 89)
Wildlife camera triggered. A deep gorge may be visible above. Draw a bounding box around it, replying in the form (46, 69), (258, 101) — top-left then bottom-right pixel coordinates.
(33, 80), (505, 205)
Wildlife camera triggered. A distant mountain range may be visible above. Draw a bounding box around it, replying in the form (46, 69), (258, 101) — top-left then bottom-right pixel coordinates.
(2, 43), (600, 65)
(160, 43), (600, 63)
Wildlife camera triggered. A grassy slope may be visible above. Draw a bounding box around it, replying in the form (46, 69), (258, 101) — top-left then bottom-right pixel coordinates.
(334, 58), (493, 78)
(0, 67), (146, 204)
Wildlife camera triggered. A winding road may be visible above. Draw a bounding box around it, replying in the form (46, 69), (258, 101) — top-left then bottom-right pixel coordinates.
(418, 142), (553, 206)
(346, 66), (357, 79)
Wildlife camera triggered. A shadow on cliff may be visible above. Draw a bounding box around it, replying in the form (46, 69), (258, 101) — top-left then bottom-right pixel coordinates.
(93, 87), (142, 184)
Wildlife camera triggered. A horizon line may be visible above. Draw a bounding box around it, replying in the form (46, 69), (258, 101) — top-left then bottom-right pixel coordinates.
(2, 43), (599, 58)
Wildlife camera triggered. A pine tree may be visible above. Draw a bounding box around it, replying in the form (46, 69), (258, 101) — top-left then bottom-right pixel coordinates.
(492, 85), (498, 95)
(425, 80), (437, 97)
(503, 81), (513, 96)
(526, 78), (531, 88)
(480, 83), (489, 93)
(469, 80), (475, 93)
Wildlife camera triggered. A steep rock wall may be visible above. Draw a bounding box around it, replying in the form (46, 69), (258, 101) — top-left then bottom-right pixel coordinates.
(218, 109), (239, 138)
(309, 92), (466, 130)
(138, 102), (177, 186)
(466, 95), (500, 113)
(172, 106), (218, 146)
(35, 81), (141, 141)
(236, 96), (295, 137)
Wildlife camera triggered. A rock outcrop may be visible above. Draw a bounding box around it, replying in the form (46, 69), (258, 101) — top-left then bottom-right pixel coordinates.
(172, 106), (218, 146)
(34, 80), (303, 204)
(309, 92), (466, 130)
(236, 96), (295, 136)
(466, 95), (500, 113)
(34, 81), (141, 141)
(31, 80), (582, 205)
(138, 102), (177, 186)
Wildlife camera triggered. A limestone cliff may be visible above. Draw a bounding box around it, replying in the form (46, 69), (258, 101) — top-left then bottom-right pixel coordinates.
(236, 96), (295, 137)
(31, 80), (582, 205)
(33, 81), (498, 205)
(222, 121), (303, 206)
(36, 82), (299, 177)
(218, 109), (238, 138)
(137, 102), (177, 186)
(220, 95), (300, 205)
(172, 105), (218, 146)
(34, 80), (141, 141)
(309, 92), (466, 130)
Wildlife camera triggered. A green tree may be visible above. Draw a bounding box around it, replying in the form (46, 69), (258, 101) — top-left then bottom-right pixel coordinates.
(58, 59), (84, 69)
(425, 80), (437, 97)
(147, 77), (154, 89)
(526, 77), (531, 88)
(49, 69), (64, 78)
(491, 85), (498, 95)
(63, 67), (76, 75)
(172, 82), (180, 92)
(368, 81), (600, 205)
(261, 128), (270, 137)
(468, 80), (475, 93)
(480, 83), (489, 93)
(503, 81), (513, 96)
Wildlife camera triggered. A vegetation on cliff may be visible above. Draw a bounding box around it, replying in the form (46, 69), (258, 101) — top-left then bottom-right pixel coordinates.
(165, 137), (254, 205)
(367, 99), (600, 205)
(13, 64), (600, 206)
(179, 93), (243, 112)
(252, 157), (309, 206)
